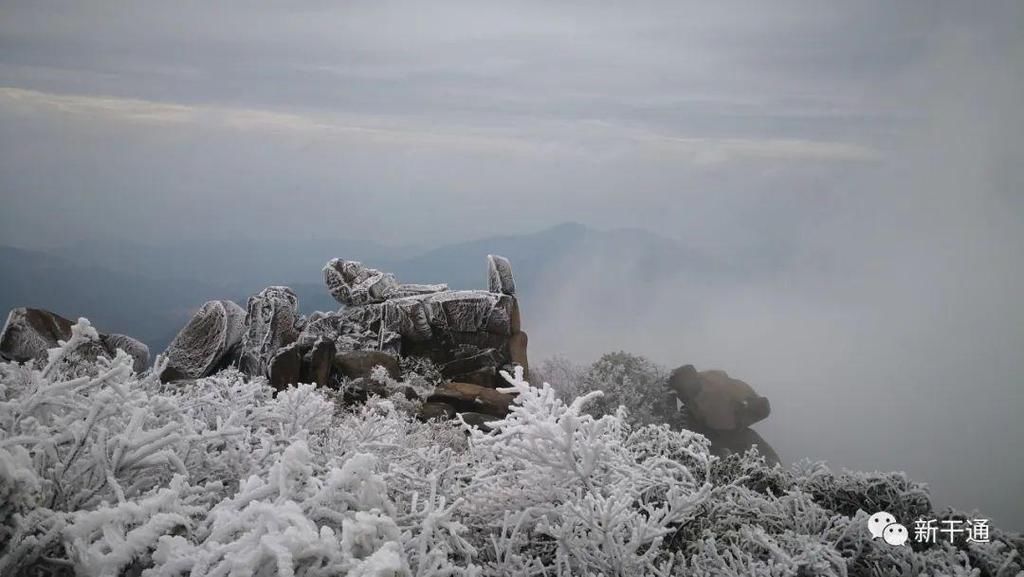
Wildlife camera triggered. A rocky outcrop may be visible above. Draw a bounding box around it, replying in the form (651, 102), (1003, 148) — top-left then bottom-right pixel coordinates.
(1, 307), (150, 373)
(2, 255), (529, 424)
(238, 286), (303, 378)
(666, 364), (778, 465)
(161, 300), (246, 381)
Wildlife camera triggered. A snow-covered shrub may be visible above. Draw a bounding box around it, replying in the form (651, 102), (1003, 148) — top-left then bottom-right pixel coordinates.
(1, 320), (1021, 577)
(538, 351), (672, 428)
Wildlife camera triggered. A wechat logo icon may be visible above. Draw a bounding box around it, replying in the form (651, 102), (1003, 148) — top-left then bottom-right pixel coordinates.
(869, 511), (908, 546)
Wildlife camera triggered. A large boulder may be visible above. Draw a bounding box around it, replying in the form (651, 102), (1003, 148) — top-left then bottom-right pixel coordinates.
(162, 300), (246, 381)
(238, 287), (302, 377)
(667, 365), (770, 431)
(100, 333), (150, 373)
(703, 427), (780, 466)
(2, 307), (151, 373)
(0, 307), (75, 363)
(324, 259), (400, 306)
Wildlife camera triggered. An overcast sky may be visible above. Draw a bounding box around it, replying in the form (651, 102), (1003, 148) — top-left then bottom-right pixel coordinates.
(1, 1), (1015, 249)
(2, 1), (1023, 528)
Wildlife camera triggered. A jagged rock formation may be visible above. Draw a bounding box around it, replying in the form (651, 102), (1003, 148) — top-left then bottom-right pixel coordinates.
(2, 256), (529, 422)
(154, 255), (530, 423)
(161, 300), (246, 381)
(666, 364), (778, 464)
(0, 307), (150, 372)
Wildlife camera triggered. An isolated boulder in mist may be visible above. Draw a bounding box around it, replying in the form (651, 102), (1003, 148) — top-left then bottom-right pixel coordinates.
(668, 365), (771, 431)
(238, 286), (303, 377)
(703, 427), (780, 466)
(487, 254), (516, 295)
(161, 300), (246, 381)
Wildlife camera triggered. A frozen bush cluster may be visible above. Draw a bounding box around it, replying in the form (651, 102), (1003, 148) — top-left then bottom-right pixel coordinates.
(1, 319), (1021, 577)
(535, 352), (674, 428)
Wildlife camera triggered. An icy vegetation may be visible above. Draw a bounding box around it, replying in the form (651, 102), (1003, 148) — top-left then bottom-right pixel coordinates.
(1, 320), (1022, 576)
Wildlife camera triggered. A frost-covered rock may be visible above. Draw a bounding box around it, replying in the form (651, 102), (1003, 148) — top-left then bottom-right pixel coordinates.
(324, 259), (401, 306)
(2, 308), (151, 373)
(161, 300), (246, 381)
(423, 291), (502, 333)
(486, 254), (516, 295)
(0, 307), (74, 363)
(238, 286), (302, 378)
(100, 333), (150, 373)
(324, 259), (447, 307)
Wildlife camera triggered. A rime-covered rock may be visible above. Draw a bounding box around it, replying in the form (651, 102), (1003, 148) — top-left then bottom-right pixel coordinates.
(424, 291), (502, 333)
(323, 259), (400, 306)
(162, 300), (246, 381)
(100, 333), (150, 373)
(668, 364), (771, 431)
(0, 307), (74, 363)
(334, 350), (401, 381)
(429, 381), (514, 417)
(239, 286), (302, 377)
(382, 297), (433, 342)
(487, 254), (516, 295)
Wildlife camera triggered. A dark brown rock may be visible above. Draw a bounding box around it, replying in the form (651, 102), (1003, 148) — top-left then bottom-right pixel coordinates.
(439, 348), (501, 379)
(459, 411), (500, 431)
(703, 427), (780, 466)
(429, 381), (514, 417)
(301, 338), (336, 387)
(418, 402), (456, 421)
(334, 350), (401, 380)
(508, 331), (529, 376)
(668, 364), (770, 431)
(269, 342), (303, 390)
(449, 366), (498, 389)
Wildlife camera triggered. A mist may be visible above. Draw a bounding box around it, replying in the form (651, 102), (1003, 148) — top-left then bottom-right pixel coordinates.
(1, 0), (1022, 529)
